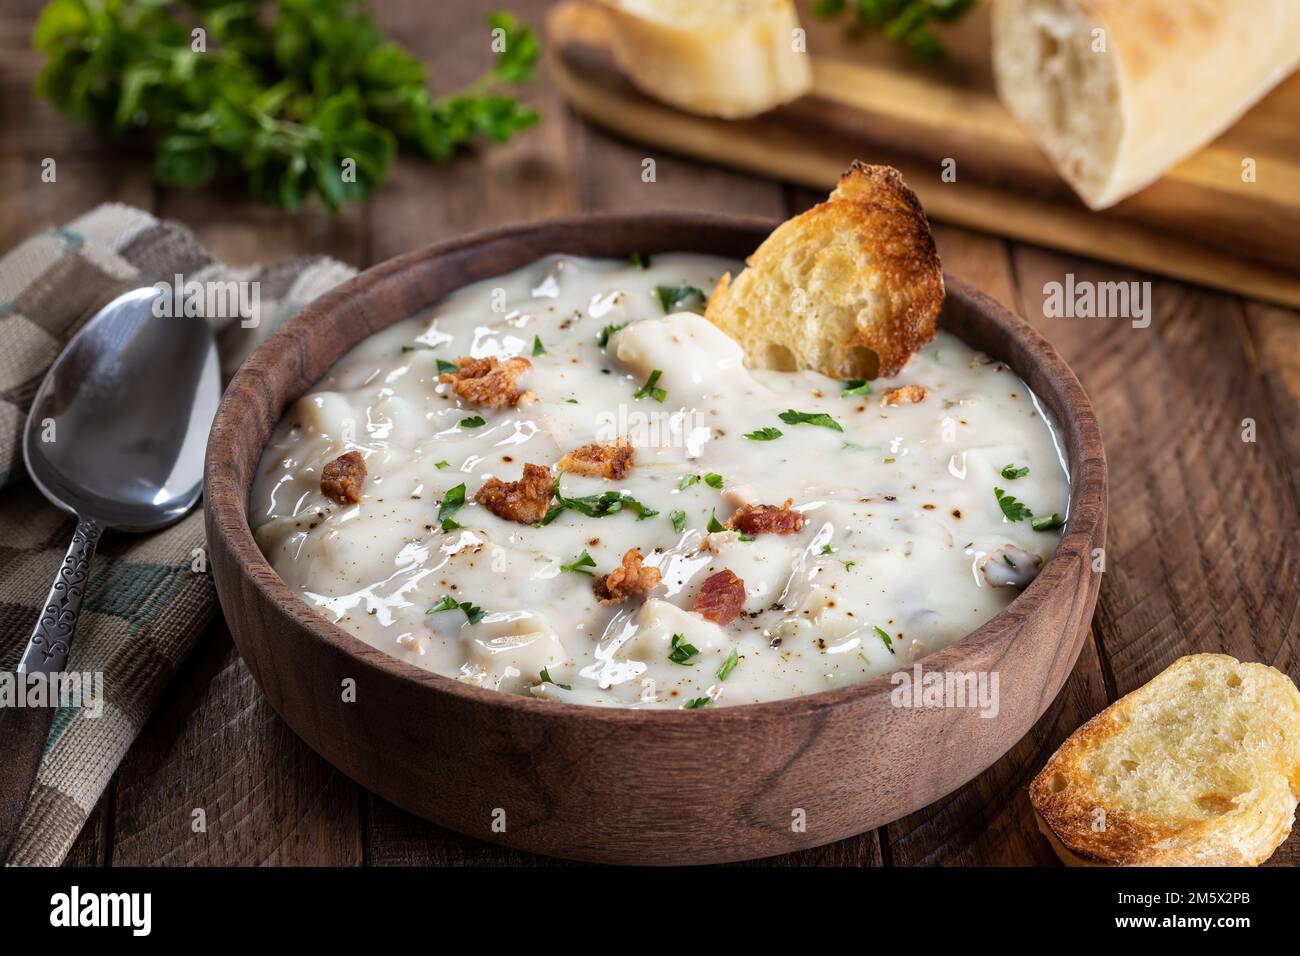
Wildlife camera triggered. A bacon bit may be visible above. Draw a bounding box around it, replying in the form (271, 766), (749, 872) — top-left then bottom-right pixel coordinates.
(440, 356), (532, 408)
(320, 451), (367, 504)
(881, 384), (927, 406)
(693, 569), (746, 626)
(593, 548), (660, 605)
(725, 498), (806, 536)
(557, 438), (635, 480)
(474, 462), (554, 524)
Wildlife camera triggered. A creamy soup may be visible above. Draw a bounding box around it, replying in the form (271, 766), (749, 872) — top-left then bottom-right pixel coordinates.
(251, 253), (1070, 708)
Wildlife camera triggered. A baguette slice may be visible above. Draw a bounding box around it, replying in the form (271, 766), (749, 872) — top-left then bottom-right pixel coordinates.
(1030, 654), (1300, 867)
(992, 0), (1300, 209)
(704, 162), (943, 379)
(597, 0), (812, 118)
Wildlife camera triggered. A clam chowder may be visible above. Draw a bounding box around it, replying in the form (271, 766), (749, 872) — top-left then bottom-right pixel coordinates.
(251, 254), (1069, 708)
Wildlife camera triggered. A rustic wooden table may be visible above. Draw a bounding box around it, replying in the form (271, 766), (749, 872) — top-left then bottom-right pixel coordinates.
(2, 0), (1297, 866)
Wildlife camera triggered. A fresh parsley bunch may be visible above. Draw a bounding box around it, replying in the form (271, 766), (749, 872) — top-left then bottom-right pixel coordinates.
(812, 0), (976, 61)
(33, 0), (540, 211)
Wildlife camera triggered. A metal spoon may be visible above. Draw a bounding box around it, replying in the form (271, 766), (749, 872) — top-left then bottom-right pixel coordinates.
(0, 286), (220, 862)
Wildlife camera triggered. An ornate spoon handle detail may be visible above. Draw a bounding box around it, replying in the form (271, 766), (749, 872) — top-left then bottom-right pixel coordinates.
(1, 516), (102, 863)
(18, 517), (102, 676)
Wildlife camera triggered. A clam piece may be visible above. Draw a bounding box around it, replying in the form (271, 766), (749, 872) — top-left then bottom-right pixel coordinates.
(981, 545), (1043, 589)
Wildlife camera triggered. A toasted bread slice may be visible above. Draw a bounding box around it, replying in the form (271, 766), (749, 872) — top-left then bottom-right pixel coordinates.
(597, 0), (812, 119)
(1030, 654), (1300, 867)
(704, 162), (944, 379)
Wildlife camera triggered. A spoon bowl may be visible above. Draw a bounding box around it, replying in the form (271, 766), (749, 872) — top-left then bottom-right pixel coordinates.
(22, 286), (220, 531)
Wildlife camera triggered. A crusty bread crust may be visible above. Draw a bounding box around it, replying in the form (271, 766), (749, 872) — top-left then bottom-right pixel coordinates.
(704, 162), (944, 379)
(1030, 654), (1300, 867)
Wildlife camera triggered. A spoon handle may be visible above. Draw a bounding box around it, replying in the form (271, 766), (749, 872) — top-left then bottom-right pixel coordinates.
(0, 517), (102, 864)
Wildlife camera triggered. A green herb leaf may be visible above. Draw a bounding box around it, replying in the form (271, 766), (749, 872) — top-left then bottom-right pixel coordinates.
(668, 633), (700, 665)
(633, 368), (666, 403)
(670, 510), (687, 533)
(682, 696), (713, 709)
(532, 335), (545, 356)
(1031, 512), (1064, 532)
(717, 647), (739, 681)
(994, 487), (1033, 522)
(679, 474), (700, 491)
(539, 666), (571, 690)
(873, 625), (895, 653)
(812, 0), (975, 62)
(438, 483), (466, 531)
(560, 549), (597, 574)
(597, 322), (628, 347)
(437, 359), (459, 376)
(779, 409), (844, 432)
(459, 415), (486, 429)
(542, 481), (659, 524)
(1000, 464), (1030, 480)
(434, 460), (450, 469)
(628, 251), (651, 269)
(841, 379), (873, 397)
(703, 472), (724, 489)
(744, 426), (783, 441)
(428, 594), (486, 624)
(654, 284), (705, 314)
(706, 510), (725, 533)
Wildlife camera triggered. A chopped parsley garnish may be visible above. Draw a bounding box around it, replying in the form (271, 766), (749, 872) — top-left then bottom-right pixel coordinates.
(668, 633), (700, 665)
(437, 483), (466, 531)
(560, 549), (597, 575)
(706, 510), (725, 533)
(633, 368), (667, 403)
(993, 487), (1033, 522)
(434, 460), (450, 469)
(703, 472), (724, 489)
(539, 666), (571, 691)
(597, 322), (628, 347)
(459, 415), (486, 429)
(841, 560), (856, 571)
(779, 409), (843, 432)
(841, 379), (872, 397)
(820, 544), (834, 555)
(401, 344), (438, 353)
(1031, 513), (1064, 532)
(532, 335), (546, 356)
(679, 474), (700, 491)
(1003, 554), (1016, 567)
(436, 358), (458, 376)
(654, 284), (705, 314)
(670, 510), (687, 533)
(428, 595), (486, 625)
(542, 480), (659, 525)
(1000, 463), (1030, 480)
(628, 251), (651, 269)
(744, 426), (783, 441)
(717, 647), (739, 681)
(873, 625), (895, 654)
(682, 696), (713, 709)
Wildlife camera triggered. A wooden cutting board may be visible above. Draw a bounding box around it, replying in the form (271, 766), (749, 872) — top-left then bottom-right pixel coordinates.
(547, 1), (1300, 308)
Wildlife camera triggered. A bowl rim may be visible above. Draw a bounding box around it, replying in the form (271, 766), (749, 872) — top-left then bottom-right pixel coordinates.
(205, 211), (1106, 726)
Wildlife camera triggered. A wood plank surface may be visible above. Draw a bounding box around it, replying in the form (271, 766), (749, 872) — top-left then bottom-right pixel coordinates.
(2, 0), (1297, 868)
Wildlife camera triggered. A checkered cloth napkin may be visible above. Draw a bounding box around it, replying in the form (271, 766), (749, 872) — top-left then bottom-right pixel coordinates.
(0, 204), (353, 866)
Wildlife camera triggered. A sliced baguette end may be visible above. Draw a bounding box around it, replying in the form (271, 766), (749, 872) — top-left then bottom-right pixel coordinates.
(1030, 653), (1300, 867)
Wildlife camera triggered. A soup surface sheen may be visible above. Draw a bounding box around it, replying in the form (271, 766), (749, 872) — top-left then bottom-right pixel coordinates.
(251, 254), (1070, 708)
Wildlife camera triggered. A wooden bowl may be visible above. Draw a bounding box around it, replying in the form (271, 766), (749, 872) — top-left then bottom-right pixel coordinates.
(205, 214), (1106, 865)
